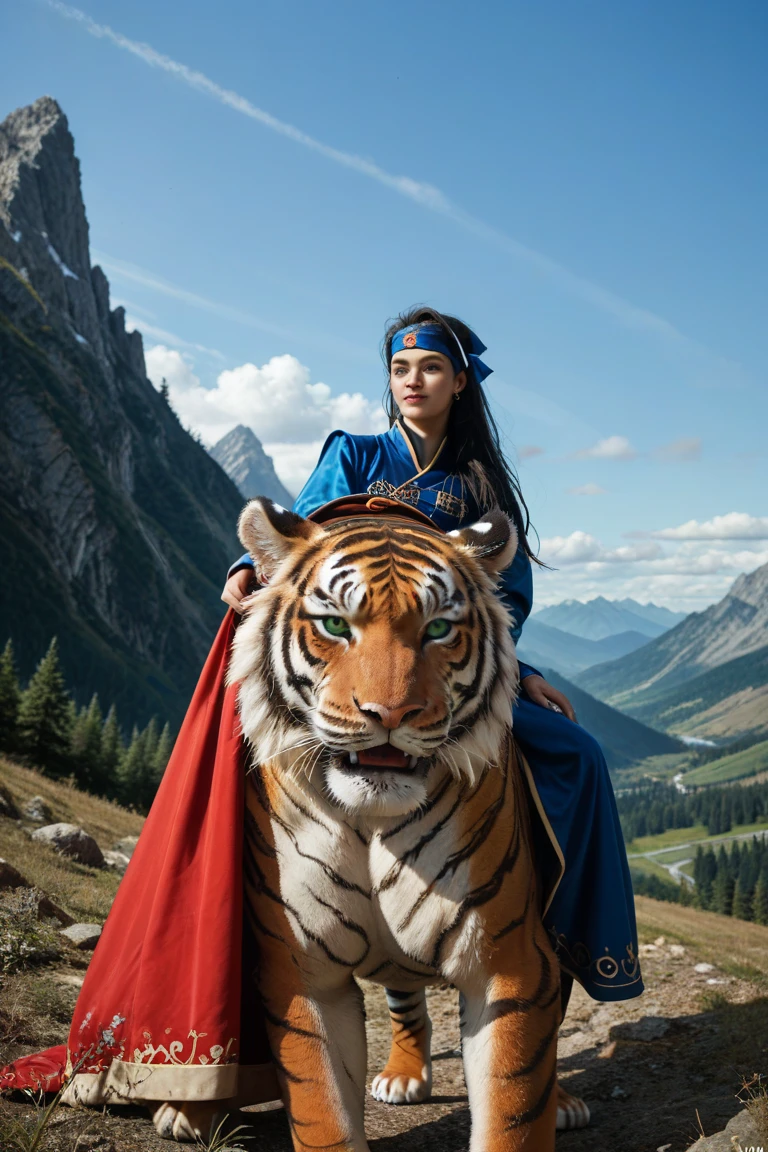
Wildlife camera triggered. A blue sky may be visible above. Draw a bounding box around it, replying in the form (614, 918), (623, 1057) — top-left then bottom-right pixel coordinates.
(2, 0), (767, 608)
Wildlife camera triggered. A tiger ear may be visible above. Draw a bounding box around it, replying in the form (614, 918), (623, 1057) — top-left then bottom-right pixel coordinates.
(238, 498), (324, 577)
(447, 507), (519, 573)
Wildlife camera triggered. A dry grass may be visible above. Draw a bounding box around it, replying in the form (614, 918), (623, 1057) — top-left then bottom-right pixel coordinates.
(0, 758), (144, 922)
(635, 894), (768, 981)
(0, 758), (144, 843)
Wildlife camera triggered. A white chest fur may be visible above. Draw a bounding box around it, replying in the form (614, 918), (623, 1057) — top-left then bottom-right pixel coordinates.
(261, 769), (487, 993)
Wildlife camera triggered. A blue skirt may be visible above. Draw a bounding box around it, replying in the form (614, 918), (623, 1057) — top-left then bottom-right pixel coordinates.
(513, 696), (644, 1003)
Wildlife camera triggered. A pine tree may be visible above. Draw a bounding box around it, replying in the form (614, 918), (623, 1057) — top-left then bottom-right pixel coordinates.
(732, 876), (753, 922)
(70, 694), (104, 793)
(753, 865), (768, 926)
(17, 639), (73, 777)
(0, 639), (21, 754)
(118, 719), (162, 812)
(100, 705), (123, 799)
(695, 846), (717, 910)
(152, 723), (173, 789)
(712, 846), (735, 916)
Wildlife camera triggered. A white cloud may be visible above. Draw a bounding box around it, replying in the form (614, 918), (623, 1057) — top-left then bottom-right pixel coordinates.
(262, 442), (326, 497)
(568, 483), (607, 496)
(574, 435), (637, 460)
(653, 437), (702, 462)
(532, 525), (768, 611)
(145, 346), (386, 491)
(628, 513), (768, 541)
(145, 345), (200, 393)
(539, 533), (662, 565)
(518, 445), (545, 460)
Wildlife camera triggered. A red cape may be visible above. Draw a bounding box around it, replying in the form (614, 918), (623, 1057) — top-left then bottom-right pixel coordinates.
(1, 610), (278, 1106)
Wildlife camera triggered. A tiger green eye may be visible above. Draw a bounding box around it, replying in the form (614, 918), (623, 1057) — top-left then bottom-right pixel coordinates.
(425, 619), (452, 640)
(322, 616), (351, 638)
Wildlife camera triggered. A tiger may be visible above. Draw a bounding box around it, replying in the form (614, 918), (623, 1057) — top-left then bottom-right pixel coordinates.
(158, 496), (562, 1150)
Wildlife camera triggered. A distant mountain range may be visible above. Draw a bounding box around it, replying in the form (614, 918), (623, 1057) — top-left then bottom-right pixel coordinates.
(210, 424), (293, 506)
(533, 596), (688, 641)
(576, 562), (768, 742)
(0, 97), (244, 727)
(516, 619), (651, 679)
(517, 596), (688, 679)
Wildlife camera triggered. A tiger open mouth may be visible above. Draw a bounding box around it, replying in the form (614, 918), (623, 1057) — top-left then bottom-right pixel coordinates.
(341, 745), (421, 772)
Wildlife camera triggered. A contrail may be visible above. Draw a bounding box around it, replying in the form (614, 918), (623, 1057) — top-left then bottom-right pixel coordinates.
(49, 0), (733, 363)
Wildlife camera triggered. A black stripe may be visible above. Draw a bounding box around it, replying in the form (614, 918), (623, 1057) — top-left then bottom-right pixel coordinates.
(503, 1064), (557, 1131)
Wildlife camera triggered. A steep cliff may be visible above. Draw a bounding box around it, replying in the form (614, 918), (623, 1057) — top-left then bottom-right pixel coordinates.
(0, 97), (245, 727)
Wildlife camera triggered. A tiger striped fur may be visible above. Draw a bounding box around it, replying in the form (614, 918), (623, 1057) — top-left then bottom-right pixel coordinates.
(227, 498), (561, 1151)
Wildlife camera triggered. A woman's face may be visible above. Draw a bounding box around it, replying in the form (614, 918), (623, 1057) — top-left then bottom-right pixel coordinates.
(389, 348), (466, 423)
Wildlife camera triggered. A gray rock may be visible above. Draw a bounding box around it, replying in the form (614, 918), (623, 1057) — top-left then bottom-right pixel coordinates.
(611, 1016), (671, 1043)
(113, 835), (139, 858)
(23, 796), (53, 823)
(103, 850), (131, 873)
(60, 923), (102, 950)
(36, 894), (74, 927)
(685, 1108), (762, 1150)
(0, 783), (19, 818)
(210, 424), (294, 505)
(31, 823), (104, 867)
(0, 857), (28, 889)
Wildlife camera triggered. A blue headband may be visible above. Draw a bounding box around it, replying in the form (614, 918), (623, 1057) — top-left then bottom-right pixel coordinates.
(390, 322), (492, 384)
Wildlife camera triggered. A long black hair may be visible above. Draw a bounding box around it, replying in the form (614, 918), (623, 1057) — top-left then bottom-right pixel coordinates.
(382, 305), (543, 565)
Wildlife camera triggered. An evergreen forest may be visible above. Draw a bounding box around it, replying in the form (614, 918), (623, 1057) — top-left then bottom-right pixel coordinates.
(0, 637), (172, 813)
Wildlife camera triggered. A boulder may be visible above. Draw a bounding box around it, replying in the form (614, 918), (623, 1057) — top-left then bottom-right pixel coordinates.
(37, 894), (74, 927)
(0, 857), (29, 889)
(685, 1108), (762, 1150)
(113, 835), (139, 859)
(0, 783), (19, 818)
(23, 796), (53, 823)
(31, 823), (104, 867)
(60, 923), (102, 950)
(103, 850), (131, 873)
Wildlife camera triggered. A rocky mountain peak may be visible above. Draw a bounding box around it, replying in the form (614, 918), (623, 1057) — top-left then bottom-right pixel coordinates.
(0, 96), (142, 377)
(728, 558), (768, 608)
(210, 424), (294, 506)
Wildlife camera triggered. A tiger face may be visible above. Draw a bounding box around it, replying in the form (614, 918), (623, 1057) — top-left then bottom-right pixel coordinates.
(229, 499), (520, 818)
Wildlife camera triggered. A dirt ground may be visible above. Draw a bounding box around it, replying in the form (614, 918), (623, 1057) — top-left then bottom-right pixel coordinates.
(2, 904), (767, 1152)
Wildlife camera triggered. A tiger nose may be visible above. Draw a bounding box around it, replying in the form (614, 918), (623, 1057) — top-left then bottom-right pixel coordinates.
(356, 700), (426, 729)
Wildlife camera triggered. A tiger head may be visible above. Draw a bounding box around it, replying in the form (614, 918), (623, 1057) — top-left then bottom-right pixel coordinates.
(229, 499), (520, 818)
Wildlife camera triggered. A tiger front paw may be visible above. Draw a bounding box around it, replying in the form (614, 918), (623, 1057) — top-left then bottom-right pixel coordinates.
(370, 1066), (432, 1105)
(150, 1100), (227, 1142)
(555, 1083), (591, 1130)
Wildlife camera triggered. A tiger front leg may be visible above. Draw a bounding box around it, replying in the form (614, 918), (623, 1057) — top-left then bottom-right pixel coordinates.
(458, 959), (560, 1152)
(262, 975), (370, 1152)
(371, 987), (432, 1104)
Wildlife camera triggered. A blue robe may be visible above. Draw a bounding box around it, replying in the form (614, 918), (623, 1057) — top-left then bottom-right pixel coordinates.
(231, 422), (643, 1002)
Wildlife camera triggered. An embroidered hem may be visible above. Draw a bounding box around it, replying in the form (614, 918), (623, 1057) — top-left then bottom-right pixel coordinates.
(61, 1060), (279, 1105)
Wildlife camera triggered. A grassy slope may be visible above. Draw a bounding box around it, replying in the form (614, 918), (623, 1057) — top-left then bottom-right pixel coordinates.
(0, 757), (144, 921)
(634, 894), (768, 980)
(579, 642), (768, 734)
(682, 740), (768, 786)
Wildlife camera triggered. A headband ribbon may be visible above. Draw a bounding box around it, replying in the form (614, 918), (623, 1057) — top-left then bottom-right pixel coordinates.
(390, 322), (492, 384)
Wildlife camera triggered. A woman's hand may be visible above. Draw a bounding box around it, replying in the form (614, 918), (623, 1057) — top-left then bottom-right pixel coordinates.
(221, 569), (258, 614)
(521, 674), (578, 723)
